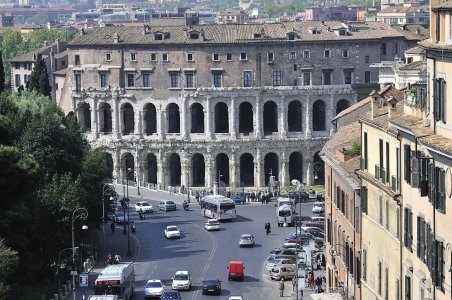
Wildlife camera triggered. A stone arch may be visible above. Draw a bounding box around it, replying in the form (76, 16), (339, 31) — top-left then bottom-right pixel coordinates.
(105, 152), (113, 179)
(216, 153), (230, 186)
(264, 152), (279, 185)
(167, 103), (180, 133)
(77, 102), (91, 132)
(169, 153), (181, 186)
(147, 153), (157, 184)
(143, 103), (157, 135)
(263, 101), (278, 134)
(122, 153), (134, 181)
(192, 153), (205, 186)
(313, 151), (325, 185)
(215, 102), (229, 133)
(289, 152), (303, 183)
(288, 100), (302, 132)
(239, 102), (253, 134)
(191, 103), (204, 133)
(122, 103), (134, 135)
(336, 99), (350, 116)
(98, 102), (112, 133)
(240, 153), (254, 187)
(312, 100), (326, 131)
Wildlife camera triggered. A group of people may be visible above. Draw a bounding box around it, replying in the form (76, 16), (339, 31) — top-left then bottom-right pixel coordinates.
(307, 272), (324, 293)
(106, 253), (122, 265)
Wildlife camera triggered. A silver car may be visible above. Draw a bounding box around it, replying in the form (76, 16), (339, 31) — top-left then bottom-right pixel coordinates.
(265, 256), (296, 271)
(239, 234), (255, 247)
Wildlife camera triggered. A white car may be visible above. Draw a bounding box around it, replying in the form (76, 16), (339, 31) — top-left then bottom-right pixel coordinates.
(204, 219), (221, 231)
(144, 279), (164, 299)
(165, 225), (181, 239)
(135, 201), (153, 213)
(229, 296), (244, 300)
(312, 203), (325, 214)
(172, 270), (192, 290)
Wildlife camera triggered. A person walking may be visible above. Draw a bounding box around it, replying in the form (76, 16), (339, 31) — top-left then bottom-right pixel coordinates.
(114, 253), (121, 264)
(110, 222), (115, 234)
(292, 275), (297, 292)
(279, 278), (285, 297)
(106, 253), (113, 265)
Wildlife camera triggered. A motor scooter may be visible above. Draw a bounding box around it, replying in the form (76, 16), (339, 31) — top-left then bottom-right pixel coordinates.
(183, 202), (189, 211)
(131, 221), (136, 233)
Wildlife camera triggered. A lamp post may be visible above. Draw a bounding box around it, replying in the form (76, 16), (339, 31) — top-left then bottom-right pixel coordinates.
(329, 243), (349, 299)
(217, 171), (222, 195)
(126, 168), (132, 257)
(57, 247), (76, 293)
(313, 161), (324, 182)
(291, 180), (305, 300)
(71, 208), (88, 300)
(102, 183), (115, 267)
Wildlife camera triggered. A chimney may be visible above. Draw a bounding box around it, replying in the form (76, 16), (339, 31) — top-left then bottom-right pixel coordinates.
(387, 96), (397, 118)
(370, 90), (379, 119)
(415, 27), (420, 35)
(113, 32), (119, 44)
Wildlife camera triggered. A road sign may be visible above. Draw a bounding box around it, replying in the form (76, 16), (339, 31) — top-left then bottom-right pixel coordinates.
(79, 273), (89, 287)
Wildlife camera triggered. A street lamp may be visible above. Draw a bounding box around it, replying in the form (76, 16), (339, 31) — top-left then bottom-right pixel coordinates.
(102, 183), (115, 267)
(291, 180), (305, 300)
(57, 247), (77, 293)
(126, 168), (132, 257)
(71, 208), (88, 300)
(313, 161), (324, 181)
(329, 243), (349, 299)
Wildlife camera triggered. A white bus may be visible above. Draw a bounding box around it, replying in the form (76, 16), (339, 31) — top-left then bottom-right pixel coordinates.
(200, 195), (237, 220)
(94, 263), (134, 300)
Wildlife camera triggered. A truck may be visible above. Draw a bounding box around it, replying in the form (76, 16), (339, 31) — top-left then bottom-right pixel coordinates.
(276, 197), (295, 227)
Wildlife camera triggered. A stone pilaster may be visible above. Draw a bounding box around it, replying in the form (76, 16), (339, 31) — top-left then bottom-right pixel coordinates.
(157, 149), (165, 187)
(279, 95), (287, 139)
(255, 148), (262, 188)
(113, 93), (120, 139)
(230, 97), (237, 139)
(305, 95), (312, 138)
(255, 96), (262, 139)
(230, 152), (237, 190)
(205, 97), (213, 140)
(205, 153), (213, 189)
(181, 98), (189, 140)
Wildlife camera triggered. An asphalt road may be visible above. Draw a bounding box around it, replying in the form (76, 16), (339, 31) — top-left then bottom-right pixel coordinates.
(119, 186), (317, 300)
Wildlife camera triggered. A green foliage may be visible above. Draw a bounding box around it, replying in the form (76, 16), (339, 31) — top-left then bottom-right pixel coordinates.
(0, 51), (4, 93)
(27, 53), (51, 97)
(340, 141), (361, 157)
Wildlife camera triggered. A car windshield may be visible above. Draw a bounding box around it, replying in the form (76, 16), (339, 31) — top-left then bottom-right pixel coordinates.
(174, 274), (188, 280)
(166, 201), (175, 204)
(167, 227), (178, 231)
(145, 281), (162, 288)
(204, 280), (218, 285)
(141, 202), (151, 207)
(241, 236), (251, 240)
(162, 291), (179, 298)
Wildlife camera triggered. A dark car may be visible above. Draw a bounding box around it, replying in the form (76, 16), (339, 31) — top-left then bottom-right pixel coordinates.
(202, 278), (221, 295)
(230, 195), (245, 204)
(160, 290), (181, 300)
(289, 191), (309, 203)
(113, 211), (128, 224)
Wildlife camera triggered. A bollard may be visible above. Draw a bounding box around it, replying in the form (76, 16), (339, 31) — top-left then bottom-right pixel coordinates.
(53, 293), (58, 300)
(62, 285), (67, 295)
(59, 289), (63, 299)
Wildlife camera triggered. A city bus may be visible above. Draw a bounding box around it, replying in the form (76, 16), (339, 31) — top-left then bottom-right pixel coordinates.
(200, 195), (237, 220)
(94, 263), (134, 300)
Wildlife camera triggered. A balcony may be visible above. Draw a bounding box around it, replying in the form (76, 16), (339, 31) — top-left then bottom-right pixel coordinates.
(381, 168), (386, 185)
(360, 157), (368, 171)
(391, 175), (399, 192)
(375, 165), (381, 180)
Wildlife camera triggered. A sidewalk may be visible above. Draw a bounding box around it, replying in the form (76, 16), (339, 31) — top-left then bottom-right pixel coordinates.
(290, 268), (326, 300)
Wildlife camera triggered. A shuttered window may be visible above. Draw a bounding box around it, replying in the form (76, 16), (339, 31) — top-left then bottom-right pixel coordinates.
(404, 145), (411, 184)
(435, 168), (446, 213)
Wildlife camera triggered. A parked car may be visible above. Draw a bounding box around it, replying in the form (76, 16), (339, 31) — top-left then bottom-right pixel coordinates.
(144, 279), (164, 299)
(270, 265), (297, 281)
(300, 227), (325, 239)
(205, 219), (221, 231)
(135, 201), (153, 213)
(202, 278), (222, 295)
(312, 203), (325, 214)
(165, 226), (181, 239)
(301, 222), (325, 231)
(227, 261), (245, 281)
(228, 296), (244, 300)
(160, 290), (181, 300)
(288, 191), (309, 203)
(265, 257), (296, 271)
(113, 211), (128, 224)
(311, 216), (325, 223)
(239, 234), (255, 247)
(159, 200), (177, 211)
(269, 248), (298, 259)
(172, 271), (191, 290)
(230, 194), (245, 204)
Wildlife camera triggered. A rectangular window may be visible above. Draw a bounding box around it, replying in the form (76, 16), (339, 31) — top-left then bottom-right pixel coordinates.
(365, 55), (370, 64)
(289, 51), (296, 59)
(303, 50), (310, 58)
(303, 72), (311, 86)
(185, 72), (195, 88)
(170, 72), (179, 88)
(212, 72), (222, 87)
(396, 207), (400, 239)
(386, 142), (390, 182)
(127, 73), (134, 87)
(212, 53), (220, 61)
(74, 72), (81, 92)
(344, 68), (353, 84)
(14, 62), (19, 69)
(323, 70), (332, 85)
(355, 206), (360, 233)
(434, 78), (446, 123)
(405, 276), (411, 300)
(385, 267), (389, 300)
(324, 49), (330, 58)
(404, 208), (413, 250)
(162, 53), (169, 62)
(381, 43), (387, 56)
(105, 53), (112, 61)
(75, 55), (80, 66)
(435, 167), (446, 212)
(385, 199), (389, 229)
(363, 249), (367, 281)
(404, 144), (412, 183)
(187, 53), (194, 62)
(240, 52), (247, 60)
(342, 49), (349, 58)
(243, 71), (252, 87)
(396, 279), (400, 300)
(150, 53), (157, 61)
(272, 70), (282, 86)
(15, 74), (20, 88)
(378, 261), (382, 295)
(99, 72), (107, 88)
(379, 139), (384, 174)
(379, 194), (383, 224)
(130, 53), (136, 61)
(396, 147), (401, 183)
(436, 241), (444, 288)
(142, 72), (150, 87)
(226, 53), (232, 61)
(267, 52), (274, 62)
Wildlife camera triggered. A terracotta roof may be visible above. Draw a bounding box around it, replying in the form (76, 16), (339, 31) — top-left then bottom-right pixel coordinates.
(69, 21), (404, 46)
(399, 60), (425, 71)
(433, 0), (452, 10)
(332, 97), (371, 121)
(53, 69), (67, 75)
(10, 40), (67, 62)
(391, 24), (429, 41)
(405, 45), (424, 54)
(420, 134), (452, 155)
(379, 4), (429, 14)
(419, 39), (452, 51)
(389, 113), (433, 136)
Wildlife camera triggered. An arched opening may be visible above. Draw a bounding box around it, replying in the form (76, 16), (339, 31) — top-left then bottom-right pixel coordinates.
(122, 103), (134, 135)
(99, 102), (112, 133)
(263, 101), (278, 134)
(123, 153), (134, 181)
(313, 152), (325, 185)
(264, 153), (279, 185)
(336, 99), (350, 116)
(312, 100), (326, 131)
(215, 102), (229, 133)
(143, 103), (157, 135)
(216, 153), (230, 186)
(239, 102), (253, 134)
(288, 100), (302, 132)
(169, 153), (181, 186)
(105, 152), (113, 179)
(78, 102), (91, 133)
(191, 103), (204, 133)
(240, 153), (254, 187)
(167, 103), (180, 133)
(192, 153), (205, 186)
(147, 153), (157, 184)
(289, 152), (303, 183)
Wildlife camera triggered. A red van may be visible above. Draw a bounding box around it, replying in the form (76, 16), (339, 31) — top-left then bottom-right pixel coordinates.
(227, 261), (245, 281)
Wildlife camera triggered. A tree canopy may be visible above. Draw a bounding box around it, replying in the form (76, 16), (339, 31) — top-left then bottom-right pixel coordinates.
(27, 53), (51, 98)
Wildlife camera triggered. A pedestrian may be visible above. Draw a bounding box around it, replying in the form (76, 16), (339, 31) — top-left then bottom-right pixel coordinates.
(307, 273), (313, 289)
(107, 253), (113, 265)
(279, 278), (285, 297)
(110, 222), (115, 234)
(114, 253), (121, 264)
(317, 258), (321, 270)
(292, 275), (297, 291)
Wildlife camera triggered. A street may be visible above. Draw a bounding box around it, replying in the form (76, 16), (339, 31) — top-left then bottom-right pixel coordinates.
(80, 185), (318, 300)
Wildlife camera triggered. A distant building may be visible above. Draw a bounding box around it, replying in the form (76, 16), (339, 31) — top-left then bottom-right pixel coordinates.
(376, 2), (429, 26)
(304, 6), (360, 22)
(0, 12), (13, 27)
(216, 8), (249, 24)
(0, 6), (75, 24)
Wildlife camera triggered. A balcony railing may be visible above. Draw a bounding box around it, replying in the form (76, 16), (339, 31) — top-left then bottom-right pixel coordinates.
(375, 165), (381, 180)
(381, 168), (386, 185)
(360, 157), (368, 171)
(391, 175), (399, 192)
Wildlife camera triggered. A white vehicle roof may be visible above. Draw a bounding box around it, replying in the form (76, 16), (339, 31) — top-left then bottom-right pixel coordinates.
(279, 204), (292, 211)
(96, 263), (133, 283)
(88, 296), (118, 300)
(175, 270), (189, 275)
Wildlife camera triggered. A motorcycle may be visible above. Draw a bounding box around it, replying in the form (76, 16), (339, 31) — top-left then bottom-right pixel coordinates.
(131, 221), (136, 233)
(139, 211), (145, 220)
(183, 202), (189, 211)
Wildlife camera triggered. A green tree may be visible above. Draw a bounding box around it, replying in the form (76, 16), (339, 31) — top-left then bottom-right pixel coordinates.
(0, 51), (5, 93)
(27, 53), (51, 98)
(0, 238), (19, 300)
